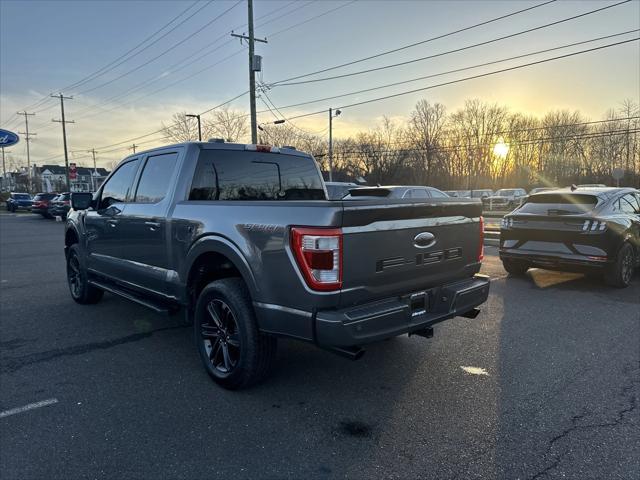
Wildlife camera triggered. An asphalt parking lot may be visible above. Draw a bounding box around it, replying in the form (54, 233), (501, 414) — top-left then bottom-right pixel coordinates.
(1, 212), (638, 480)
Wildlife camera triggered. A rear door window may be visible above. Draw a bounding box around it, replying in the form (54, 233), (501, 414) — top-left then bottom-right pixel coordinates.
(411, 189), (428, 198)
(518, 193), (598, 215)
(134, 153), (178, 204)
(189, 150), (325, 201)
(428, 188), (448, 198)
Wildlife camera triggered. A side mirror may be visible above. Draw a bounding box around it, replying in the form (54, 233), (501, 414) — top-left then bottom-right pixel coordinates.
(71, 192), (93, 210)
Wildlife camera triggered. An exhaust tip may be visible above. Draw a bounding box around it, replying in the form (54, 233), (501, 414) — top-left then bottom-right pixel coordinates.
(460, 308), (481, 319)
(326, 346), (365, 361)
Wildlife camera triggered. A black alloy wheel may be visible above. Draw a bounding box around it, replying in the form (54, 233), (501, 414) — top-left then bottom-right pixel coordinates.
(66, 244), (104, 304)
(194, 278), (277, 389)
(201, 299), (241, 374)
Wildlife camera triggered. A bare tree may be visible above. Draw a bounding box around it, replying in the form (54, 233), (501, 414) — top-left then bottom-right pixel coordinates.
(209, 106), (249, 142)
(408, 100), (447, 184)
(162, 112), (201, 142)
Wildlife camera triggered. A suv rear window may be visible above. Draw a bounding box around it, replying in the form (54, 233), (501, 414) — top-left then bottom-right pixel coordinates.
(33, 193), (57, 201)
(189, 150), (325, 201)
(518, 193), (598, 215)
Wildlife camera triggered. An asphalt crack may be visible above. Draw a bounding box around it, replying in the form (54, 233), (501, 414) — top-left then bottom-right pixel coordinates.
(0, 325), (189, 374)
(527, 363), (639, 480)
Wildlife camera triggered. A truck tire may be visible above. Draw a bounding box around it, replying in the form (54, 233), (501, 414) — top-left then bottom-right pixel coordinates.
(66, 244), (104, 304)
(502, 258), (529, 276)
(195, 278), (277, 389)
(604, 243), (635, 288)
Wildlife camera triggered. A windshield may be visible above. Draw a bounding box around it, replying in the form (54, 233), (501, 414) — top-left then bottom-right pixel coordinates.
(13, 194), (31, 199)
(495, 189), (516, 196)
(518, 193), (598, 215)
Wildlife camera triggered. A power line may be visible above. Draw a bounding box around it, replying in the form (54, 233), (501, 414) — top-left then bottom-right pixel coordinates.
(76, 1), (242, 96)
(65, 0), (210, 92)
(8, 1), (208, 126)
(86, 36), (638, 155)
(266, 0), (357, 39)
(269, 0), (559, 86)
(67, 1), (299, 120)
(316, 129), (640, 158)
(270, 0), (632, 87)
(264, 37), (640, 123)
(33, 0), (346, 135)
(260, 30), (639, 112)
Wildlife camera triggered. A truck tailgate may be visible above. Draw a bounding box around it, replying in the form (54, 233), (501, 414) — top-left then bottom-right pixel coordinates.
(340, 199), (482, 308)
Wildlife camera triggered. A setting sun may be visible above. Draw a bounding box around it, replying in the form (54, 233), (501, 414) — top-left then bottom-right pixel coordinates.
(493, 137), (510, 158)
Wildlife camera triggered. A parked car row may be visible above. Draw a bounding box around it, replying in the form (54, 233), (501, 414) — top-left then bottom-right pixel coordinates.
(5, 192), (73, 219)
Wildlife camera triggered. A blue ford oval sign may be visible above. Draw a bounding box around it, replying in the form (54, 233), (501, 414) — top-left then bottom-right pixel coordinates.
(0, 129), (20, 147)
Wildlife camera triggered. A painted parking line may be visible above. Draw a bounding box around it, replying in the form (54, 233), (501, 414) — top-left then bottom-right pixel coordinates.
(460, 366), (489, 376)
(0, 398), (59, 419)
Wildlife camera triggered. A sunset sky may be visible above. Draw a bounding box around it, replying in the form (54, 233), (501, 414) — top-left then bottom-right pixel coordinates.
(1, 0), (639, 168)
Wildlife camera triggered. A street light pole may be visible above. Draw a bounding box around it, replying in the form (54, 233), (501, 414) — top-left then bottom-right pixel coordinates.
(328, 108), (341, 182)
(186, 114), (202, 141)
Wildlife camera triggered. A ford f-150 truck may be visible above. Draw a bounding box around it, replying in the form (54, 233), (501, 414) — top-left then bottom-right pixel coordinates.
(65, 140), (489, 389)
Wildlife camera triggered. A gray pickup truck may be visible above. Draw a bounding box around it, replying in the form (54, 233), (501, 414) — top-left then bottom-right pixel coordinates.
(65, 140), (489, 389)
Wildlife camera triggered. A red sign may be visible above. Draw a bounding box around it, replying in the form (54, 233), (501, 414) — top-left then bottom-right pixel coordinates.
(69, 163), (77, 180)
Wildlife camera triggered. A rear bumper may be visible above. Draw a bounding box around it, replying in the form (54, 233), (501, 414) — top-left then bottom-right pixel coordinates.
(315, 275), (490, 347)
(499, 249), (612, 270)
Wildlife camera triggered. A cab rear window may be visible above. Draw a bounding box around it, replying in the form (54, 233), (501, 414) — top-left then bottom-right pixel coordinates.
(518, 193), (598, 215)
(189, 150), (326, 201)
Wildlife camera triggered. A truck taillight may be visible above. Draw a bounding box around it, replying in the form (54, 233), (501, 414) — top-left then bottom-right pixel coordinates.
(478, 216), (484, 262)
(291, 227), (342, 292)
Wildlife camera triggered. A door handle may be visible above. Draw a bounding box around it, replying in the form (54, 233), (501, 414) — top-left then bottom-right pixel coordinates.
(145, 221), (161, 231)
(106, 219), (118, 227)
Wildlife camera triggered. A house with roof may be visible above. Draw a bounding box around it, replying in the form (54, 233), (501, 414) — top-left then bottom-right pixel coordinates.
(37, 164), (110, 192)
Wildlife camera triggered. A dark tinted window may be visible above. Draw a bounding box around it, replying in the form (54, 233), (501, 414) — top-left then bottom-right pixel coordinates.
(33, 193), (57, 201)
(189, 150), (325, 201)
(518, 193), (598, 215)
(134, 153), (178, 204)
(13, 193), (30, 199)
(618, 194), (638, 214)
(100, 159), (140, 208)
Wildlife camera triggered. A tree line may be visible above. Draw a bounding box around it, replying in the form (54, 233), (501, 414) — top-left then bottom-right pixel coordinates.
(164, 98), (640, 189)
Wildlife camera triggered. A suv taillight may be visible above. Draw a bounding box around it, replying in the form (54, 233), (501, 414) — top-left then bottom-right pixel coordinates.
(291, 227), (342, 291)
(478, 216), (484, 262)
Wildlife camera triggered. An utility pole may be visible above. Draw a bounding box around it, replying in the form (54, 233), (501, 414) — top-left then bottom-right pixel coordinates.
(17, 111), (36, 190)
(186, 114), (202, 141)
(89, 148), (98, 191)
(1, 147), (8, 191)
(51, 94), (74, 191)
(130, 144), (138, 154)
(328, 108), (341, 182)
(231, 0), (267, 144)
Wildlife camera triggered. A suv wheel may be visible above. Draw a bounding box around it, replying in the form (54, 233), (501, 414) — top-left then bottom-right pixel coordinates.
(195, 278), (277, 389)
(66, 244), (104, 304)
(502, 258), (529, 276)
(604, 243), (635, 288)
